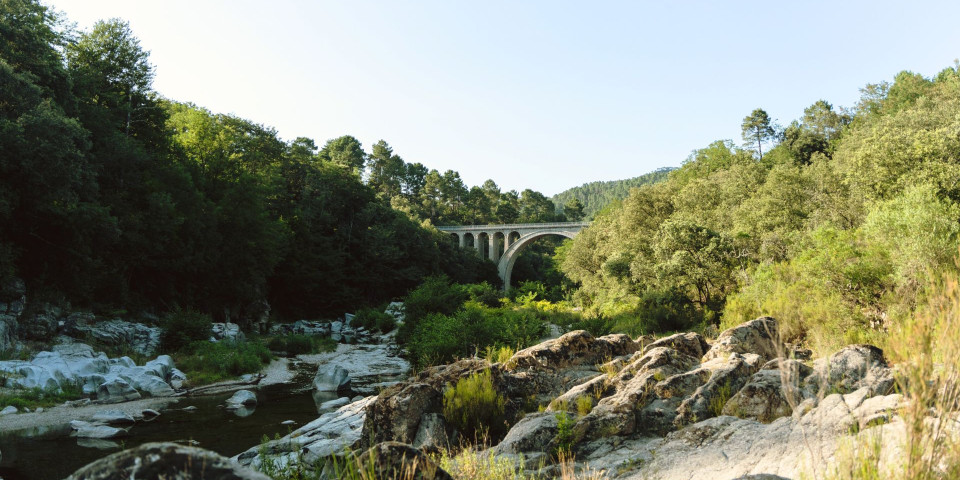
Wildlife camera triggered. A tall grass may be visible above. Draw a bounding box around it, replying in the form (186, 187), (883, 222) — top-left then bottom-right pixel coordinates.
(815, 269), (960, 479)
(884, 274), (960, 479)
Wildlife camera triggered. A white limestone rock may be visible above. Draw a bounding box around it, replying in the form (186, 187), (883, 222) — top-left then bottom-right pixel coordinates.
(226, 390), (259, 409)
(313, 364), (351, 392)
(70, 420), (129, 439)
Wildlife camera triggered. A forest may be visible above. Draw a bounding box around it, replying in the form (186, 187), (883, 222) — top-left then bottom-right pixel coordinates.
(0, 1), (573, 324)
(551, 167), (673, 220)
(558, 68), (960, 355)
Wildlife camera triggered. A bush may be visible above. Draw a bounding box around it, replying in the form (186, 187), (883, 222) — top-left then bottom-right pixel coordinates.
(407, 303), (546, 369)
(173, 340), (272, 385)
(442, 370), (506, 442)
(465, 282), (502, 308)
(398, 276), (468, 344)
(266, 334), (336, 357)
(352, 307), (397, 333)
(161, 309), (213, 352)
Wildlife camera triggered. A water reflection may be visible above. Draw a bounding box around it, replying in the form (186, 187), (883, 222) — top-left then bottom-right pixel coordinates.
(76, 438), (120, 450)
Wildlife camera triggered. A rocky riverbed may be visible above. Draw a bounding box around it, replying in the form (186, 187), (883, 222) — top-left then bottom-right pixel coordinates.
(6, 316), (919, 479)
(0, 332), (411, 480)
(224, 317), (908, 480)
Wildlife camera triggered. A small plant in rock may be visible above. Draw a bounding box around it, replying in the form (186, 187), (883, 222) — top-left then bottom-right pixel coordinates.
(596, 356), (618, 378)
(437, 446), (527, 480)
(483, 345), (515, 365)
(576, 396), (593, 416)
(553, 411), (575, 457)
(442, 370), (506, 443)
(709, 379), (734, 417)
(255, 434), (323, 480)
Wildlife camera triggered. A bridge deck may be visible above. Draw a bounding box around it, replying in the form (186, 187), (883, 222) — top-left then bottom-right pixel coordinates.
(436, 221), (590, 232)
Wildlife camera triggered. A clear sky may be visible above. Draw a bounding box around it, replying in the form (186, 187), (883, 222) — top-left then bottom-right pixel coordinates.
(45, 0), (960, 195)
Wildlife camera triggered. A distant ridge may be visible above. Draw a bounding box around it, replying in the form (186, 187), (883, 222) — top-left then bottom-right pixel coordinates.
(552, 167), (674, 219)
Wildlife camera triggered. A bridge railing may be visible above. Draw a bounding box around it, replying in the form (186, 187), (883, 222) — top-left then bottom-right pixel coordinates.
(436, 221), (591, 231)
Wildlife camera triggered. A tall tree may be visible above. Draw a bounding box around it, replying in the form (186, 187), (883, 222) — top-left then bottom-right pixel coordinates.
(564, 197), (586, 221)
(741, 108), (777, 157)
(67, 19), (156, 138)
(318, 135), (365, 175)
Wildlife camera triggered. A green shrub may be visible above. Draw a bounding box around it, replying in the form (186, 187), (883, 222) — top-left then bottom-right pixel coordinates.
(576, 395), (594, 416)
(0, 382), (85, 410)
(442, 370), (506, 442)
(266, 335), (336, 356)
(352, 307), (396, 333)
(285, 334), (314, 355)
(466, 282), (502, 308)
(398, 276), (468, 344)
(553, 411), (575, 456)
(161, 309), (213, 352)
(483, 345), (515, 365)
(407, 303), (546, 369)
(173, 339), (272, 385)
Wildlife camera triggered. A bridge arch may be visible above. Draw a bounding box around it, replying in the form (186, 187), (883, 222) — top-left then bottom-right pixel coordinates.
(498, 230), (576, 292)
(436, 222), (589, 290)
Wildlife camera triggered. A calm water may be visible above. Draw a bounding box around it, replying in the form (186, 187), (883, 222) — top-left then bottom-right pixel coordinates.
(0, 383), (342, 480)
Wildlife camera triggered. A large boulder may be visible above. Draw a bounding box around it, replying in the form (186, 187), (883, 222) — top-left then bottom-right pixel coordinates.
(70, 420), (129, 439)
(211, 322), (245, 342)
(97, 377), (142, 403)
(674, 352), (764, 427)
(702, 317), (781, 363)
(361, 359), (488, 446)
(226, 390), (258, 409)
(20, 307), (59, 341)
(357, 442), (454, 480)
(0, 314), (15, 352)
(494, 411), (560, 455)
(313, 364), (351, 392)
(508, 330), (641, 371)
(65, 319), (162, 357)
(642, 332), (710, 359)
(804, 344), (894, 396)
(91, 410), (136, 425)
(65, 442), (270, 480)
(235, 396), (376, 469)
(722, 369), (796, 423)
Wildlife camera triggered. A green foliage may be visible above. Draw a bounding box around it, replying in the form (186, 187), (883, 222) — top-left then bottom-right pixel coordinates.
(561, 64), (960, 354)
(442, 370), (506, 442)
(0, 382), (85, 410)
(173, 339), (272, 385)
(709, 380), (733, 417)
(551, 167), (673, 220)
(741, 108), (777, 157)
(160, 309), (213, 352)
(576, 395), (594, 416)
(397, 276), (469, 344)
(553, 411), (575, 456)
(266, 334), (335, 356)
(255, 434), (323, 480)
(406, 302), (544, 369)
(351, 307), (397, 333)
(484, 345), (515, 365)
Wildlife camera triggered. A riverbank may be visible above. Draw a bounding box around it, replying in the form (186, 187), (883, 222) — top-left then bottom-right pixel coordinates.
(0, 357), (296, 434)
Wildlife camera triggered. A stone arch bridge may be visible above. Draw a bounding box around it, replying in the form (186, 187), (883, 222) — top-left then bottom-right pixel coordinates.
(436, 222), (590, 290)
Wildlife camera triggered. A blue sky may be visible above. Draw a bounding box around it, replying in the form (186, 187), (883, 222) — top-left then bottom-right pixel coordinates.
(48, 1), (960, 195)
